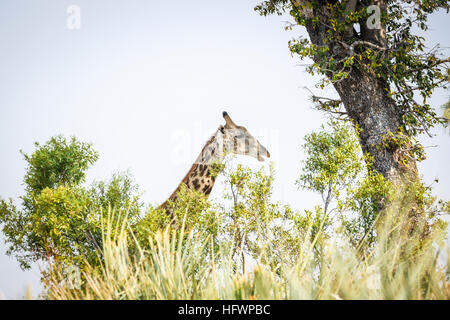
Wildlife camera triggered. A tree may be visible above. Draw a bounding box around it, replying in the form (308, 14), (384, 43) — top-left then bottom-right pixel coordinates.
(255, 1), (449, 185)
(297, 120), (391, 249)
(0, 136), (143, 273)
(297, 119), (364, 216)
(297, 119), (447, 257)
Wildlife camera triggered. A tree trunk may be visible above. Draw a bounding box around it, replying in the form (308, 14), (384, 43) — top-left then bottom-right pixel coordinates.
(300, 1), (428, 236)
(333, 68), (417, 181)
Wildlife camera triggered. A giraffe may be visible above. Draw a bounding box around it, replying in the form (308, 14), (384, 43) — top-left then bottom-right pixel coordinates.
(161, 111), (270, 216)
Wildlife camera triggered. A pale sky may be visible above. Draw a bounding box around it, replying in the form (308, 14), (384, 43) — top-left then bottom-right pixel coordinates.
(0, 0), (448, 298)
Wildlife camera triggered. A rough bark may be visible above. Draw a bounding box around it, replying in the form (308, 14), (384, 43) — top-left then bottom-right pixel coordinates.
(333, 68), (418, 181)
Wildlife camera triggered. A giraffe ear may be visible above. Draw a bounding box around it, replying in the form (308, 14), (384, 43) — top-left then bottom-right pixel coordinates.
(223, 111), (237, 128)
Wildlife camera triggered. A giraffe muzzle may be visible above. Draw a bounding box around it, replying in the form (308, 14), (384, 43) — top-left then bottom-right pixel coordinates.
(257, 144), (270, 161)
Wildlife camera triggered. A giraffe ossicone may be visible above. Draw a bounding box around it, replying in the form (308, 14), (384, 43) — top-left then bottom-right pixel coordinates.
(161, 111), (270, 216)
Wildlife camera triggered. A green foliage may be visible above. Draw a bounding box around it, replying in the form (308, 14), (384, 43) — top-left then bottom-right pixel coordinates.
(88, 171), (143, 225)
(0, 136), (143, 274)
(21, 135), (98, 193)
(343, 171), (391, 248)
(218, 163), (302, 272)
(46, 202), (450, 300)
(135, 184), (219, 257)
(297, 119), (363, 198)
(126, 160), (316, 276)
(138, 160), (308, 274)
(297, 120), (382, 246)
(297, 119), (448, 253)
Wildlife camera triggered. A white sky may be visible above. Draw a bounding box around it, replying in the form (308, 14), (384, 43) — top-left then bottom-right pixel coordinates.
(0, 0), (448, 298)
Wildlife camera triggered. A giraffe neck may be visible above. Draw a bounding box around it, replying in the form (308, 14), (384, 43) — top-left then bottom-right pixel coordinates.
(161, 128), (223, 214)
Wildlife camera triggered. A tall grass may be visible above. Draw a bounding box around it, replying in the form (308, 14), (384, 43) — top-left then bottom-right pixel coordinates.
(45, 196), (450, 300)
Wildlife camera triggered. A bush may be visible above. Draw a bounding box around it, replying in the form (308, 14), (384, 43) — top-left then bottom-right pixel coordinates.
(46, 194), (450, 300)
(0, 136), (143, 276)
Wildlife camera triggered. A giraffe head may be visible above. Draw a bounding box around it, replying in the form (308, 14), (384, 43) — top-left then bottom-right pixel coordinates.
(218, 111), (270, 162)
